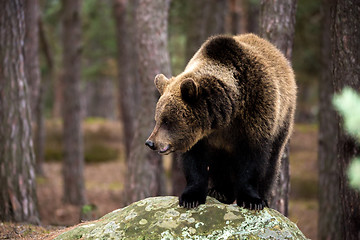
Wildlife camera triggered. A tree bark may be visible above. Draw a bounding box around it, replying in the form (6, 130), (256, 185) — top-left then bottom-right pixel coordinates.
(113, 0), (138, 158)
(260, 0), (297, 61)
(184, 0), (227, 62)
(125, 0), (171, 205)
(61, 0), (86, 205)
(259, 0), (297, 216)
(226, 0), (246, 35)
(24, 0), (41, 117)
(319, 1), (360, 239)
(0, 0), (40, 224)
(243, 0), (260, 34)
(84, 78), (116, 120)
(24, 0), (45, 176)
(36, 18), (54, 177)
(318, 1), (340, 239)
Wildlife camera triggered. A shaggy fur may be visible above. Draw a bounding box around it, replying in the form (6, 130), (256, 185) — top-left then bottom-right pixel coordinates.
(146, 33), (296, 210)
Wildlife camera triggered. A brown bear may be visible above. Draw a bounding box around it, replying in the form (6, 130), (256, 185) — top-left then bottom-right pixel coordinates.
(145, 33), (296, 210)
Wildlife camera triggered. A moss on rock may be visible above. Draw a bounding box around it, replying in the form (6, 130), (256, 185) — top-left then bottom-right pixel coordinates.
(53, 196), (308, 240)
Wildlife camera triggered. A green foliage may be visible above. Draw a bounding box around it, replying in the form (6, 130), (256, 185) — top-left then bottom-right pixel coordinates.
(81, 204), (97, 214)
(44, 143), (63, 161)
(82, 0), (117, 80)
(43, 119), (121, 163)
(291, 177), (318, 200)
(348, 158), (360, 190)
(169, 0), (189, 75)
(43, 0), (117, 80)
(40, 0), (117, 116)
(293, 0), (321, 76)
(333, 88), (360, 139)
(43, 120), (63, 161)
(84, 142), (119, 163)
(333, 87), (360, 190)
(292, 0), (321, 120)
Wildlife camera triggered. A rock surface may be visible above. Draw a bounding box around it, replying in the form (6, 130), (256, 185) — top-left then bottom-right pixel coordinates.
(53, 196), (308, 240)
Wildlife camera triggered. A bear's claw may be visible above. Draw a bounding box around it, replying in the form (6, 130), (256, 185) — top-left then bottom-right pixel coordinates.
(207, 188), (235, 204)
(180, 200), (199, 209)
(208, 188), (227, 203)
(179, 197), (202, 209)
(179, 188), (206, 209)
(238, 198), (267, 211)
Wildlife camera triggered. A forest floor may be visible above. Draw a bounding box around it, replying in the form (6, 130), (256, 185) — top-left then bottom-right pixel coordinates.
(0, 124), (318, 240)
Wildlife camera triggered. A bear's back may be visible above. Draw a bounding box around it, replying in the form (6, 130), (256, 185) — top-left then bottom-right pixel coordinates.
(184, 34), (296, 135)
(234, 34), (296, 129)
(233, 33), (296, 93)
(234, 33), (288, 67)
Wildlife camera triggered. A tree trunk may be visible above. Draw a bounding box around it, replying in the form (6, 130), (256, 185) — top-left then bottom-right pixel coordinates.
(226, 0), (246, 35)
(24, 0), (45, 176)
(0, 0), (40, 224)
(125, 0), (171, 205)
(61, 0), (86, 205)
(318, 1), (339, 239)
(33, 81), (46, 176)
(84, 78), (116, 120)
(113, 0), (138, 158)
(259, 0), (297, 216)
(184, 0), (227, 62)
(243, 0), (260, 34)
(36, 18), (54, 177)
(260, 0), (297, 61)
(53, 75), (63, 118)
(318, 1), (360, 239)
(24, 0), (41, 117)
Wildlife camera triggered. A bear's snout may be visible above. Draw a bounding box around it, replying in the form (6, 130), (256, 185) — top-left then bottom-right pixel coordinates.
(145, 140), (156, 150)
(146, 125), (174, 154)
(145, 138), (172, 155)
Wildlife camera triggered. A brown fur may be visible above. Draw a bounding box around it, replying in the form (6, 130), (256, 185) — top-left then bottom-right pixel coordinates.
(150, 34), (295, 153)
(146, 33), (296, 210)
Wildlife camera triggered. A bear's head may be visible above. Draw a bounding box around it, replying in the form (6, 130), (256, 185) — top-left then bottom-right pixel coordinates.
(145, 74), (207, 154)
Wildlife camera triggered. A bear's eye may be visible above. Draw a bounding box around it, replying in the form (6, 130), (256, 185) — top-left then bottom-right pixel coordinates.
(162, 117), (169, 126)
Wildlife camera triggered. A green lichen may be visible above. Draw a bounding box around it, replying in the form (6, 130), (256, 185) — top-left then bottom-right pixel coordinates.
(54, 196), (309, 240)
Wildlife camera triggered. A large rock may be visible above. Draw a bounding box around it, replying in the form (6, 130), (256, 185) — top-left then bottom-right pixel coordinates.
(53, 196), (308, 240)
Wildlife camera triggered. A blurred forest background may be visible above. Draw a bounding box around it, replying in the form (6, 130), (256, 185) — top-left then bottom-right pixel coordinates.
(0, 0), (359, 240)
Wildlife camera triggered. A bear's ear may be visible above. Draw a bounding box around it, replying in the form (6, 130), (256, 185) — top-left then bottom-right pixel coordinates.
(154, 74), (169, 95)
(181, 79), (198, 103)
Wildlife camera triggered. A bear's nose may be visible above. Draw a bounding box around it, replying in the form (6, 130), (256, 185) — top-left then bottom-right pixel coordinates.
(145, 140), (156, 150)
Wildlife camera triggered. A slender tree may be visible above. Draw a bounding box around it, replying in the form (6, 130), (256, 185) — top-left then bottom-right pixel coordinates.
(260, 0), (297, 59)
(24, 0), (45, 176)
(61, 0), (86, 205)
(36, 18), (54, 177)
(259, 0), (297, 216)
(318, 1), (339, 239)
(318, 0), (360, 239)
(226, 0), (246, 35)
(0, 0), (40, 224)
(125, 0), (171, 205)
(24, 0), (41, 116)
(184, 0), (228, 62)
(242, 0), (260, 34)
(82, 0), (117, 120)
(113, 0), (138, 158)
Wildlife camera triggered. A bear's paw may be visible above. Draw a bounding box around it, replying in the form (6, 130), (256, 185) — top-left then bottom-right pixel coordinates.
(179, 187), (207, 209)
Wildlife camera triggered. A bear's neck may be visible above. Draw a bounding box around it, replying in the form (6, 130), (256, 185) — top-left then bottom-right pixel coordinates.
(198, 76), (241, 131)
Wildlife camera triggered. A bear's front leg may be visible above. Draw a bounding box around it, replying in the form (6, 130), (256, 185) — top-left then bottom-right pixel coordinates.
(234, 145), (270, 211)
(179, 141), (209, 209)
